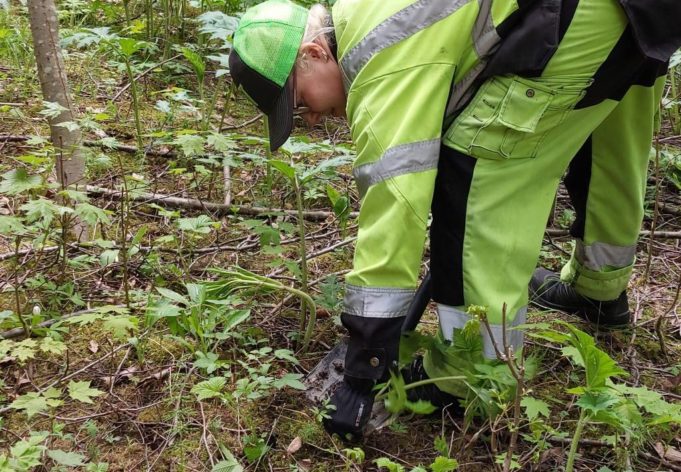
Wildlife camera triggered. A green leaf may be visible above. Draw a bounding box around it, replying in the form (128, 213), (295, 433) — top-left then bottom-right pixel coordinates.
(47, 449), (85, 466)
(374, 457), (405, 472)
(563, 324), (627, 389)
(433, 435), (448, 457)
(576, 390), (620, 416)
(9, 434), (47, 469)
(406, 399), (437, 415)
(102, 315), (138, 340)
(118, 37), (145, 57)
(68, 380), (104, 404)
(222, 309), (251, 332)
(197, 11), (238, 42)
(20, 198), (62, 225)
(74, 202), (111, 226)
(243, 436), (269, 462)
(273, 373), (305, 390)
(211, 453), (244, 472)
(0, 339), (13, 358)
(156, 287), (189, 305)
(10, 392), (49, 418)
(192, 377), (226, 400)
(99, 249), (119, 267)
(177, 215), (216, 234)
(182, 47), (206, 84)
(0, 168), (42, 195)
(430, 456), (459, 472)
(520, 397), (550, 421)
(57, 188), (89, 203)
(39, 100), (69, 119)
(207, 133), (236, 153)
(155, 100), (172, 114)
(40, 337), (67, 355)
(269, 160), (296, 181)
(173, 134), (205, 157)
(0, 216), (28, 235)
(56, 120), (81, 132)
(13, 339), (38, 363)
(274, 349), (299, 365)
(66, 311), (106, 326)
(194, 351), (223, 374)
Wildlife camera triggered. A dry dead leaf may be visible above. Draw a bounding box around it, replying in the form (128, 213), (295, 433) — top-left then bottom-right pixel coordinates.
(100, 366), (139, 387)
(88, 340), (99, 353)
(286, 436), (302, 455)
(656, 442), (681, 463)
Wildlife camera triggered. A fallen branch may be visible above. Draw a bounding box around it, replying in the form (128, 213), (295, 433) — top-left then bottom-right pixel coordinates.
(0, 134), (176, 158)
(86, 185), (358, 221)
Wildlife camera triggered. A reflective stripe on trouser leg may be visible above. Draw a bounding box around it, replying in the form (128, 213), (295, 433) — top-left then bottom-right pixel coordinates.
(438, 304), (526, 359)
(559, 78), (666, 301)
(343, 284), (415, 318)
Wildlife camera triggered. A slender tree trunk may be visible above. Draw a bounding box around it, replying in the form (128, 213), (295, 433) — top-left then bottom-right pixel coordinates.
(27, 0), (85, 189)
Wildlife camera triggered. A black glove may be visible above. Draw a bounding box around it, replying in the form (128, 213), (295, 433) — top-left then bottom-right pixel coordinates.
(323, 314), (404, 440)
(323, 377), (374, 441)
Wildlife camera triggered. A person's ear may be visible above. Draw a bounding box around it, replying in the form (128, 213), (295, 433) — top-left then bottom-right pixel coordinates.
(300, 42), (329, 62)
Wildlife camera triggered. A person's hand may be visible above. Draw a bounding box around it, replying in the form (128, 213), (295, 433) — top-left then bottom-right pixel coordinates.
(323, 378), (374, 441)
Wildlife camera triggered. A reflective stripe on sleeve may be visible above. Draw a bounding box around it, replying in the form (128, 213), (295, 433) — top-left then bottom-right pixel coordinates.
(353, 139), (440, 199)
(575, 240), (636, 271)
(445, 0), (502, 119)
(437, 304), (526, 359)
(344, 284), (416, 318)
(340, 0), (471, 90)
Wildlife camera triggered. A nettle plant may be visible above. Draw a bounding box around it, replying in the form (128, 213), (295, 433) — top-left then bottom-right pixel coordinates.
(0, 147), (111, 335)
(526, 322), (681, 472)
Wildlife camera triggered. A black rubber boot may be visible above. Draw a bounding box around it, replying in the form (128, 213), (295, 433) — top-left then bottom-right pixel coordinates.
(401, 356), (460, 411)
(323, 314), (404, 441)
(529, 268), (630, 326)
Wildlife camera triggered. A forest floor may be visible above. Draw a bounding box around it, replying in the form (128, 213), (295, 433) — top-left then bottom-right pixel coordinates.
(1, 5), (681, 472)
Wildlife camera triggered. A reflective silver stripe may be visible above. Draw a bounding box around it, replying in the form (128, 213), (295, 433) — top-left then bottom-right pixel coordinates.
(444, 0), (502, 120)
(575, 240), (636, 271)
(437, 304), (526, 359)
(444, 61), (486, 120)
(353, 139), (440, 198)
(341, 0), (471, 89)
(344, 284), (415, 318)
(472, 0), (500, 59)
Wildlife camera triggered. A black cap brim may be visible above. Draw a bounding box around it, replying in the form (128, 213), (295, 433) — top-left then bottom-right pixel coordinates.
(266, 77), (294, 152)
(229, 49), (294, 152)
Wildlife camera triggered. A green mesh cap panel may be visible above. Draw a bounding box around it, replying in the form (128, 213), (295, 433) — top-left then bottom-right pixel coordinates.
(233, 0), (308, 87)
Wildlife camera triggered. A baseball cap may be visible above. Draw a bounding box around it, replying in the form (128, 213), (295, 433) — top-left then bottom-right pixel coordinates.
(229, 0), (309, 151)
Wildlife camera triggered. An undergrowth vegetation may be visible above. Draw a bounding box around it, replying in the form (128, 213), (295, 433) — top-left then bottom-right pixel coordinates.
(0, 1), (680, 471)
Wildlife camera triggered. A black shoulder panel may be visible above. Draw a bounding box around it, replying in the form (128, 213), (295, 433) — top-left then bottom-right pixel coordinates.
(483, 0), (572, 79)
(619, 0), (681, 62)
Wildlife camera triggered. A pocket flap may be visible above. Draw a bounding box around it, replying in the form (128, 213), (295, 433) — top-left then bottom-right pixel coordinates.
(498, 79), (553, 133)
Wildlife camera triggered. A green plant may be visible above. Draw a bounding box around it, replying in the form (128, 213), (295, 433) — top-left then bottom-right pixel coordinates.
(311, 398), (336, 423)
(146, 281), (251, 352)
(206, 267), (317, 350)
(527, 322), (681, 472)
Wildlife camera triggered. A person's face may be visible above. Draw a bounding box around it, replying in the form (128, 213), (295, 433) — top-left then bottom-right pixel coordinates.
(293, 42), (346, 127)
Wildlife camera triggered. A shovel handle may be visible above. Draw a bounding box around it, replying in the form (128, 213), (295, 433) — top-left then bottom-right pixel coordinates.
(401, 270), (432, 333)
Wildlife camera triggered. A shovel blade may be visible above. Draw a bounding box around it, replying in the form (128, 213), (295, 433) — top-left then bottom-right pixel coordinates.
(304, 340), (393, 434)
(304, 340), (347, 403)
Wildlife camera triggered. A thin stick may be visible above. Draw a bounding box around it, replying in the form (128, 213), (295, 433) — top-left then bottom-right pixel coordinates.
(86, 185), (358, 221)
(644, 136), (662, 281)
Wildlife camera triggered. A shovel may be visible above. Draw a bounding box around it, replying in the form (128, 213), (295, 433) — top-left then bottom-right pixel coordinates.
(304, 271), (432, 431)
